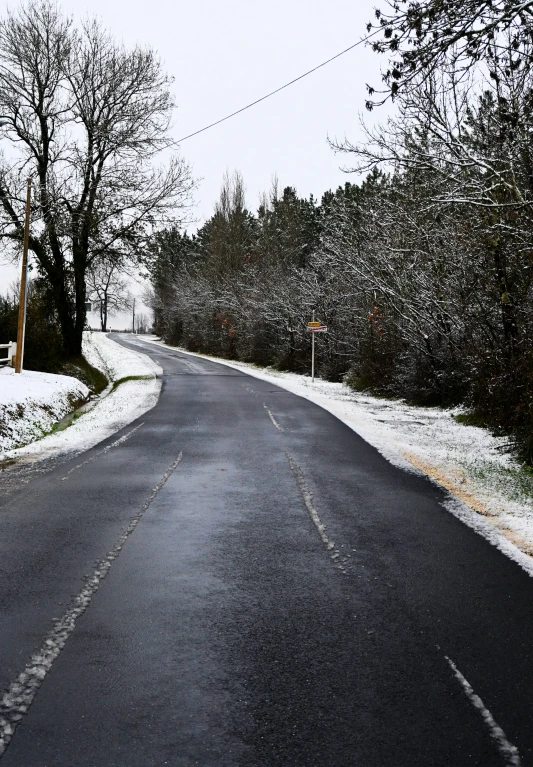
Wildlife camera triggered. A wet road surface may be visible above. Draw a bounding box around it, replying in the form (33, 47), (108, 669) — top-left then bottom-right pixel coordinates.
(1, 335), (533, 766)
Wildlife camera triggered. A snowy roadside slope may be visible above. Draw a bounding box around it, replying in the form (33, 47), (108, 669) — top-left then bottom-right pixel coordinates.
(82, 331), (157, 385)
(1, 333), (161, 461)
(145, 339), (533, 572)
(0, 368), (88, 455)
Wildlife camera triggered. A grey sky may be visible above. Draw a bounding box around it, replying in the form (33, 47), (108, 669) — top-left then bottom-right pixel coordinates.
(0, 0), (392, 321)
(61, 0), (389, 220)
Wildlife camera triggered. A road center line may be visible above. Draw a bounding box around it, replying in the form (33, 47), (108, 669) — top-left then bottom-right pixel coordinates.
(264, 403), (283, 431)
(286, 452), (347, 573)
(444, 655), (521, 766)
(60, 423), (144, 481)
(0, 452), (183, 759)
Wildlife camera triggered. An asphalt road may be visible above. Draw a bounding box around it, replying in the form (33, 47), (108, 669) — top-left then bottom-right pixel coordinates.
(1, 335), (533, 766)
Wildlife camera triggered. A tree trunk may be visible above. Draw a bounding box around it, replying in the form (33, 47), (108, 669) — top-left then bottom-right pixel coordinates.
(73, 250), (86, 355)
(491, 240), (518, 361)
(45, 263), (79, 357)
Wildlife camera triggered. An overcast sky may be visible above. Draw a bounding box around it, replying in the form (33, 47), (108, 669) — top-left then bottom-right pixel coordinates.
(0, 0), (393, 322)
(66, 0), (388, 222)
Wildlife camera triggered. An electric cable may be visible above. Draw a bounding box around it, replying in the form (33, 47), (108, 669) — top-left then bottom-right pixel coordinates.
(176, 31), (377, 142)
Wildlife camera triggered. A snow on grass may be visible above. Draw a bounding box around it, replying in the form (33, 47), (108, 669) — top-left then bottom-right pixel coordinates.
(0, 332), (161, 462)
(144, 339), (533, 568)
(0, 367), (88, 455)
(82, 330), (157, 384)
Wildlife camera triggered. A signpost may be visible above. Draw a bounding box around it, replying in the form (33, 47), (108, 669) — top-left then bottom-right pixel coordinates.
(307, 311), (327, 382)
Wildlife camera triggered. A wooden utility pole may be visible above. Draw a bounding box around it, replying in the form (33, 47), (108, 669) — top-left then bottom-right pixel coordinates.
(15, 178), (32, 374)
(311, 309), (315, 383)
(132, 297), (136, 334)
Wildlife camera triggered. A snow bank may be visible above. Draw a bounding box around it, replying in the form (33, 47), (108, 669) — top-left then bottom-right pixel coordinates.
(146, 340), (533, 570)
(1, 333), (161, 461)
(0, 367), (88, 455)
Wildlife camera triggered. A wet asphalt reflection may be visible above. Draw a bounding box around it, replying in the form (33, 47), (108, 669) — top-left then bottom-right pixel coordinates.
(1, 336), (533, 766)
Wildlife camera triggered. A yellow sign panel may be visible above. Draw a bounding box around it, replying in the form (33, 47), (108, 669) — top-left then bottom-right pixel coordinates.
(308, 321), (321, 327)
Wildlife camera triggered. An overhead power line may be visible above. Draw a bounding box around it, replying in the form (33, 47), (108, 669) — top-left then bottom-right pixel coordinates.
(176, 32), (376, 143)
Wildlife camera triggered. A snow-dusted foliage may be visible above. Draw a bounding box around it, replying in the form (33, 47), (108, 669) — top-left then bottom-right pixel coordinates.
(148, 42), (533, 461)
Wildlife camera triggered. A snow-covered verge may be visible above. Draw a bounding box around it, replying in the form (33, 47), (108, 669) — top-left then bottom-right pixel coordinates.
(0, 368), (89, 455)
(146, 339), (533, 572)
(0, 333), (161, 462)
(82, 331), (157, 385)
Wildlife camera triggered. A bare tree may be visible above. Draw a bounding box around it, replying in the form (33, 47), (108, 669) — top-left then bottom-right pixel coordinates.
(135, 312), (151, 334)
(0, 1), (194, 356)
(86, 260), (132, 332)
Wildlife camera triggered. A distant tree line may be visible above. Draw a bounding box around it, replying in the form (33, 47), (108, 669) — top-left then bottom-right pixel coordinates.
(148, 29), (533, 462)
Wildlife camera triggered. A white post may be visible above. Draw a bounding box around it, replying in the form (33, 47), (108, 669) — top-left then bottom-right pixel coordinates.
(311, 309), (315, 383)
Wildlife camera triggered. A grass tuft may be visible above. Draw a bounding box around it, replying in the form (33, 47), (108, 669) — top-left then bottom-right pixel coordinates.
(460, 457), (533, 504)
(60, 355), (108, 395)
(110, 374), (153, 392)
(454, 411), (488, 428)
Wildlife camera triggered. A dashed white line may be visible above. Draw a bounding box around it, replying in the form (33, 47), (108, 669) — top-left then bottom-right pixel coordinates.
(60, 423), (144, 481)
(0, 452), (183, 758)
(444, 655), (521, 766)
(286, 452), (347, 572)
(264, 403), (284, 431)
